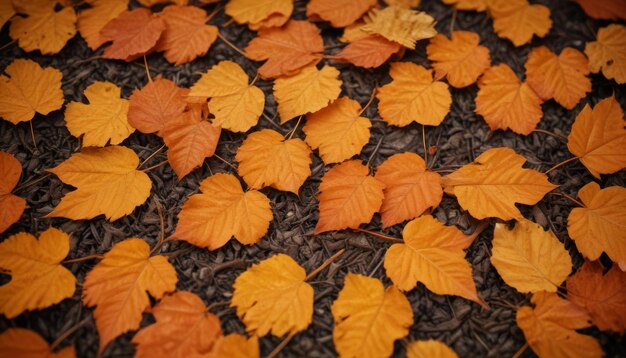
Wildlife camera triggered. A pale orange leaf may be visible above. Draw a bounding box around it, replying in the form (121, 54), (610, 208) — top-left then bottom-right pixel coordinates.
(361, 6), (437, 49)
(585, 24), (626, 84)
(406, 340), (459, 358)
(77, 0), (128, 50)
(488, 0), (551, 47)
(307, 0), (377, 28)
(0, 328), (75, 358)
(100, 8), (165, 61)
(9, 1), (76, 54)
(0, 151), (25, 234)
(225, 0), (292, 28)
(128, 76), (188, 134)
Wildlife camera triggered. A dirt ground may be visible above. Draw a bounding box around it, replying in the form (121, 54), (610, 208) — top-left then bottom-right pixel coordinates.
(0, 0), (625, 357)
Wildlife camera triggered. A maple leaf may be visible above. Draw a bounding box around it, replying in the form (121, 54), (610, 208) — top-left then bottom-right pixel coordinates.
(377, 62), (451, 127)
(442, 0), (487, 11)
(245, 20), (324, 79)
(77, 0), (128, 50)
(0, 328), (75, 358)
(0, 227), (75, 319)
(375, 152), (442, 227)
(567, 95), (626, 177)
(576, 0), (626, 20)
(0, 151), (25, 234)
(154, 5), (217, 66)
(128, 76), (188, 134)
(47, 146), (152, 221)
(171, 173), (272, 250)
(9, 0), (76, 54)
(474, 64), (543, 135)
(231, 254), (313, 336)
(567, 262), (626, 333)
(303, 97), (371, 164)
(406, 339), (459, 358)
(0, 59), (63, 124)
(225, 0), (292, 29)
(491, 219), (571, 293)
(585, 24), (626, 84)
(273, 65), (342, 123)
(315, 160), (385, 234)
(209, 334), (259, 358)
(517, 292), (602, 358)
(525, 46), (591, 109)
(100, 8), (165, 61)
(64, 81), (133, 147)
(307, 0), (377, 28)
(361, 6), (437, 49)
(568, 182), (626, 269)
(488, 0), (551, 47)
(236, 129), (311, 194)
(332, 273), (413, 357)
(332, 34), (403, 69)
(83, 238), (177, 353)
(426, 31), (491, 88)
(442, 148), (557, 220)
(132, 291), (222, 357)
(0, 0), (14, 29)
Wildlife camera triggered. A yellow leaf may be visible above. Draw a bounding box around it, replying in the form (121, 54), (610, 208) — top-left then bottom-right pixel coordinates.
(83, 238), (177, 353)
(274, 65), (342, 123)
(0, 151), (25, 234)
(77, 0), (128, 50)
(377, 62), (451, 126)
(65, 81), (133, 147)
(0, 227), (75, 319)
(442, 0), (487, 11)
(225, 0), (292, 27)
(585, 24), (626, 84)
(567, 95), (626, 177)
(9, 1), (76, 54)
(361, 6), (437, 49)
(375, 152), (442, 227)
(303, 97), (371, 164)
(492, 219), (571, 293)
(171, 173), (272, 250)
(332, 273), (412, 358)
(0, 59), (63, 124)
(190, 61), (250, 97)
(406, 339), (459, 358)
(236, 129), (311, 194)
(0, 0), (15, 29)
(47, 146), (152, 221)
(208, 334), (259, 358)
(442, 148), (557, 220)
(568, 182), (626, 268)
(231, 254), (313, 336)
(426, 31), (491, 88)
(488, 0), (551, 47)
(307, 0), (377, 28)
(517, 292), (602, 358)
(0, 328), (75, 358)
(475, 64), (543, 135)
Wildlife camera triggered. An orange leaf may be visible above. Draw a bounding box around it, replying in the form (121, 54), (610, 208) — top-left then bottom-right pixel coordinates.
(315, 160), (385, 233)
(576, 0), (626, 20)
(0, 0), (15, 29)
(585, 24), (626, 84)
(225, 0), (292, 28)
(407, 339), (459, 358)
(442, 0), (487, 11)
(332, 34), (402, 68)
(307, 0), (377, 28)
(475, 64), (543, 135)
(384, 0), (422, 8)
(209, 335), (259, 358)
(0, 328), (75, 358)
(138, 0), (187, 6)
(101, 8), (165, 61)
(0, 151), (25, 234)
(361, 6), (437, 49)
(128, 76), (188, 134)
(488, 0), (551, 47)
(77, 0), (128, 50)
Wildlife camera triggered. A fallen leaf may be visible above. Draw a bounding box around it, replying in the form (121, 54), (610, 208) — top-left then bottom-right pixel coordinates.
(442, 148), (557, 220)
(0, 328), (75, 358)
(9, 1), (76, 54)
(138, 0), (187, 6)
(426, 31), (491, 88)
(100, 8), (165, 61)
(332, 273), (412, 357)
(0, 227), (75, 319)
(77, 0), (128, 50)
(225, 0), (292, 28)
(332, 34), (402, 68)
(171, 173), (272, 250)
(231, 254), (313, 336)
(585, 24), (626, 84)
(576, 0), (626, 20)
(567, 95), (626, 177)
(517, 292), (602, 358)
(340, 21), (369, 43)
(525, 46), (591, 109)
(307, 0), (377, 28)
(0, 151), (25, 234)
(0, 59), (63, 124)
(245, 20), (324, 79)
(361, 6), (437, 49)
(385, 0), (421, 8)
(377, 62), (451, 126)
(236, 129), (311, 194)
(274, 65), (342, 123)
(375, 152), (442, 227)
(304, 97), (371, 164)
(65, 81), (133, 147)
(568, 182), (626, 268)
(492, 219), (571, 293)
(47, 146), (152, 221)
(406, 339), (459, 358)
(0, 0), (14, 29)
(208, 335), (259, 358)
(442, 0), (487, 11)
(133, 291), (222, 357)
(128, 76), (188, 134)
(475, 64), (543, 134)
(315, 160), (385, 233)
(488, 0), (551, 47)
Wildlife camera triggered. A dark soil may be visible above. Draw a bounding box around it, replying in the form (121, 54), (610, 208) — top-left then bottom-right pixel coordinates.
(1, 0), (625, 357)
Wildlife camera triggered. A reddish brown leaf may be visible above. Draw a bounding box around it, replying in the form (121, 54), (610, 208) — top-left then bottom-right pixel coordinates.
(101, 8), (165, 61)
(128, 77), (188, 135)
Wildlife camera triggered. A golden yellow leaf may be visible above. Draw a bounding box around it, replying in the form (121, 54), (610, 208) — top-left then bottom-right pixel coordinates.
(492, 219), (571, 293)
(236, 129), (312, 194)
(488, 0), (551, 47)
(0, 328), (75, 358)
(426, 31), (491, 88)
(83, 238), (177, 353)
(585, 24), (626, 84)
(384, 0), (421, 8)
(47, 146), (152, 221)
(568, 182), (626, 268)
(316, 160), (385, 234)
(208, 335), (259, 358)
(0, 228), (75, 319)
(475, 64), (543, 135)
(0, 59), (63, 124)
(407, 339), (459, 358)
(77, 0), (128, 50)
(190, 61), (249, 97)
(128, 76), (188, 134)
(332, 273), (412, 358)
(225, 0), (292, 28)
(567, 95), (626, 177)
(361, 6), (437, 49)
(307, 0), (377, 28)
(231, 254), (313, 336)
(9, 1), (76, 54)
(340, 21), (369, 43)
(442, 0), (487, 11)
(377, 62), (451, 126)
(0, 151), (25, 234)
(0, 0), (15, 29)
(171, 173), (272, 250)
(517, 292), (602, 358)
(442, 148), (557, 220)
(274, 65), (342, 123)
(303, 97), (371, 164)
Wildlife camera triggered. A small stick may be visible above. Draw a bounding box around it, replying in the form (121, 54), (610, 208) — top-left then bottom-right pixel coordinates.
(143, 55), (153, 82)
(267, 332), (296, 358)
(532, 129), (567, 142)
(139, 144), (166, 167)
(63, 254), (103, 264)
(549, 192), (585, 207)
(14, 173), (51, 193)
(511, 343), (528, 358)
(355, 228), (403, 243)
(450, 8), (457, 35)
(213, 154), (237, 170)
(544, 156), (579, 174)
(217, 32), (247, 57)
(286, 115), (303, 140)
(141, 160), (168, 172)
(206, 4), (224, 21)
(29, 121), (39, 152)
(249, 71), (260, 86)
(305, 248), (346, 281)
(49, 317), (90, 351)
(422, 125), (428, 166)
(358, 88), (377, 116)
(150, 198), (166, 255)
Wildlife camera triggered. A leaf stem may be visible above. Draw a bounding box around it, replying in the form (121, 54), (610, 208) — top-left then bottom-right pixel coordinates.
(141, 160), (168, 172)
(249, 71), (260, 86)
(150, 197), (165, 255)
(511, 343), (528, 358)
(49, 317), (90, 351)
(543, 156), (579, 174)
(548, 192), (585, 207)
(532, 129), (567, 142)
(143, 55), (153, 82)
(286, 115), (303, 140)
(355, 228), (403, 243)
(267, 331), (296, 358)
(14, 173), (51, 193)
(305, 248), (345, 281)
(450, 8), (457, 35)
(217, 32), (247, 57)
(139, 144), (166, 167)
(422, 125), (428, 166)
(63, 254), (103, 264)
(29, 120), (38, 152)
(358, 88), (377, 116)
(213, 154), (237, 170)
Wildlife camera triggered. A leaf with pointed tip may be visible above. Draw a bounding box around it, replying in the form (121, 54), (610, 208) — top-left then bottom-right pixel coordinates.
(128, 77), (188, 134)
(0, 151), (25, 234)
(100, 8), (165, 61)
